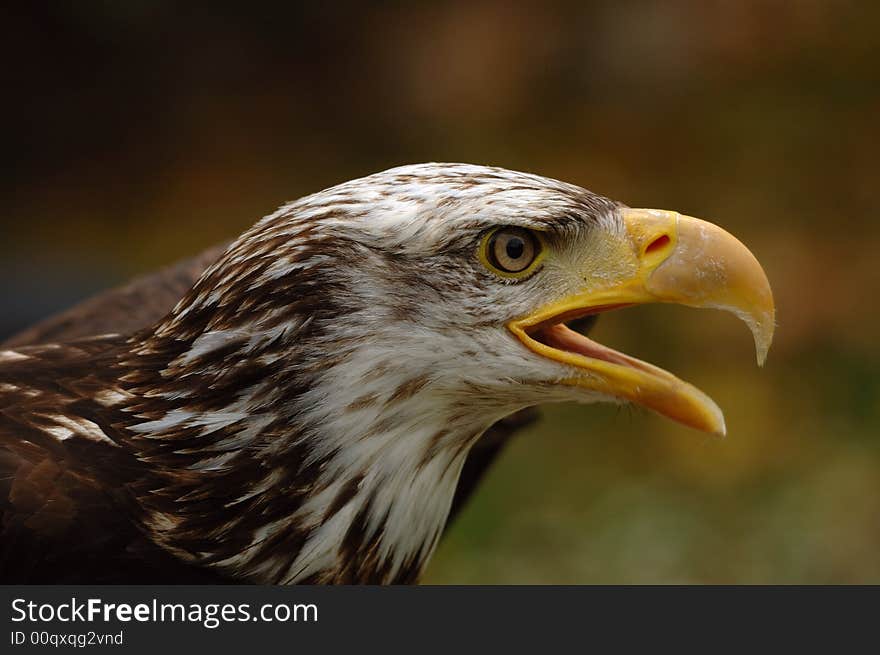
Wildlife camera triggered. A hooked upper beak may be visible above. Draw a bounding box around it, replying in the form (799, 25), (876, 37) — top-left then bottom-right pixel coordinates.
(508, 208), (775, 436)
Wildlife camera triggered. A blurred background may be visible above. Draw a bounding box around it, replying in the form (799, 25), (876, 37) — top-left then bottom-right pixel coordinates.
(1, 1), (877, 582)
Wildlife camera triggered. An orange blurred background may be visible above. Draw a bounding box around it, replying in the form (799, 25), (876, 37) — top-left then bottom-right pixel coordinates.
(2, 1), (878, 582)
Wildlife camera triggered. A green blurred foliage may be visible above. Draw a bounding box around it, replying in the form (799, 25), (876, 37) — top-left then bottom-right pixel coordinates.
(2, 1), (878, 582)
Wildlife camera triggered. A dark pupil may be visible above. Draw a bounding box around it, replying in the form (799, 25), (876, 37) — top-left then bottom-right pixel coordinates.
(505, 236), (525, 260)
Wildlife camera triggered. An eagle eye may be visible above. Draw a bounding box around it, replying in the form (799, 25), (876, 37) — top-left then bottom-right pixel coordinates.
(480, 227), (545, 279)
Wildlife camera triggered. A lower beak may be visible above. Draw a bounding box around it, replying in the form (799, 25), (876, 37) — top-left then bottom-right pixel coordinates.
(508, 208), (775, 436)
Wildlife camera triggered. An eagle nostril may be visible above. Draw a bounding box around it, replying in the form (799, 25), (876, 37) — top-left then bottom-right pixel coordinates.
(644, 234), (671, 256)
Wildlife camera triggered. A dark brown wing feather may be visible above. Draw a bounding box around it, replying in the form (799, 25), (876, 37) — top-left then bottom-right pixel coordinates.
(0, 424), (226, 583)
(1, 243), (533, 582)
(0, 336), (231, 583)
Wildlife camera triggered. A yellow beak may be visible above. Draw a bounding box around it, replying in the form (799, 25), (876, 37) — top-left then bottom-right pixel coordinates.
(508, 208), (775, 436)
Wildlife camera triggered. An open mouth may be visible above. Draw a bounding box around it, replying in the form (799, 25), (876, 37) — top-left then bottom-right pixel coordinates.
(508, 302), (728, 436)
(525, 305), (657, 374)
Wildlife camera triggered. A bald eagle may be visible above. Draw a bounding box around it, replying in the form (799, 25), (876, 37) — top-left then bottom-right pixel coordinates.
(0, 164), (774, 584)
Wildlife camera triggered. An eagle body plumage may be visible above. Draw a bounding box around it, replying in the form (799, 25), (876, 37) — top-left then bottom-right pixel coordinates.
(0, 328), (529, 584)
(0, 163), (774, 584)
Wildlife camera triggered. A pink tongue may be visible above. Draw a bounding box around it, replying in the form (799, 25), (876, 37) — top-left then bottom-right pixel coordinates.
(537, 324), (653, 372)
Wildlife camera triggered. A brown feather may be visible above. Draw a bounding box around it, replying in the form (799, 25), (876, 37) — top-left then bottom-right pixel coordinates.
(1, 240), (535, 583)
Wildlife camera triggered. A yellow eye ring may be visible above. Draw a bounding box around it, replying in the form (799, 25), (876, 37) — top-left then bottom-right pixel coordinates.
(478, 227), (546, 279)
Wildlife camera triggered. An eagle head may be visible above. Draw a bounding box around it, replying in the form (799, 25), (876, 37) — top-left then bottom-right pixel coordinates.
(109, 163), (775, 583)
